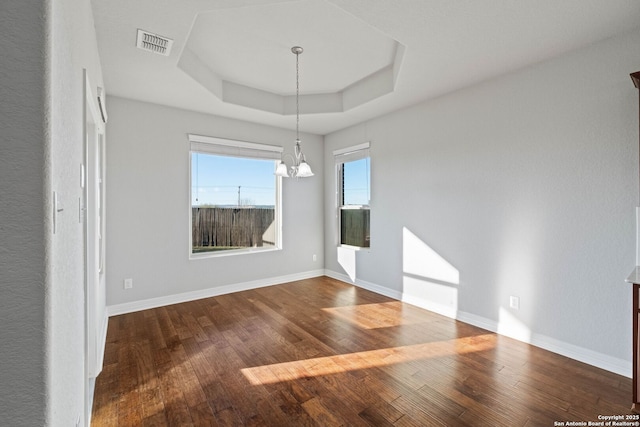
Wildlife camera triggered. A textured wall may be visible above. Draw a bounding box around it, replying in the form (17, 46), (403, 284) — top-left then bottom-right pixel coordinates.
(0, 0), (105, 425)
(105, 96), (324, 307)
(0, 1), (49, 425)
(324, 29), (640, 373)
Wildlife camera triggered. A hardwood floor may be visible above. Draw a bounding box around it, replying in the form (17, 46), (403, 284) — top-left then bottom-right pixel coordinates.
(92, 276), (634, 426)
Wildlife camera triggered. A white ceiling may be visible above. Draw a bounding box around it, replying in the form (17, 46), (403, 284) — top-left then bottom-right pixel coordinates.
(91, 0), (640, 135)
(185, 1), (398, 95)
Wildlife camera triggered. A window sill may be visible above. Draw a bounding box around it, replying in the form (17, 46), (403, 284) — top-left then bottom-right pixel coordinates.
(338, 244), (370, 252)
(190, 246), (281, 260)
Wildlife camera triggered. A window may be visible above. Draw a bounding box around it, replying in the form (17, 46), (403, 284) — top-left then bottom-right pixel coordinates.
(335, 142), (370, 248)
(189, 134), (282, 257)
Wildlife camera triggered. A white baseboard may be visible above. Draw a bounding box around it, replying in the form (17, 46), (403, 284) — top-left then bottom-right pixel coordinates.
(456, 311), (631, 378)
(107, 269), (325, 317)
(106, 268), (631, 377)
(96, 312), (108, 372)
(325, 269), (632, 378)
(324, 269), (403, 300)
(325, 269), (458, 319)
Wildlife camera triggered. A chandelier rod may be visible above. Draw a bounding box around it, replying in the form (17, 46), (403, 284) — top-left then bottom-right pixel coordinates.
(293, 46), (302, 143)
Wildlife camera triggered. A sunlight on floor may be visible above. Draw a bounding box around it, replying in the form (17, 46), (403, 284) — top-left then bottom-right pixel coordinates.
(241, 334), (496, 385)
(322, 301), (422, 329)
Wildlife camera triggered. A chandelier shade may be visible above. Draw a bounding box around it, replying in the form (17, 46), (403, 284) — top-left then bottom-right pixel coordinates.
(275, 161), (289, 177)
(296, 160), (314, 178)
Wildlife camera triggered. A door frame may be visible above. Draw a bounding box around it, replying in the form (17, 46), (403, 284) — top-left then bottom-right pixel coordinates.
(83, 70), (107, 425)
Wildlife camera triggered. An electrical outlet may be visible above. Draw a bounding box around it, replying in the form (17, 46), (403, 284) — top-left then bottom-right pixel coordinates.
(124, 278), (133, 289)
(313, 254), (317, 262)
(509, 296), (520, 310)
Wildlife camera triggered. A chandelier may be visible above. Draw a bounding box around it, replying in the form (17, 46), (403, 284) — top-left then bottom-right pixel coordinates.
(275, 46), (314, 178)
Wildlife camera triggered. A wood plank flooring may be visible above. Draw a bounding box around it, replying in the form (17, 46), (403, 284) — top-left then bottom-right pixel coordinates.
(91, 276), (634, 426)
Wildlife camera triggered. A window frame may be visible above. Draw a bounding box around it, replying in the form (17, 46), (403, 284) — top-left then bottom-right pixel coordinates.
(334, 142), (371, 250)
(188, 134), (283, 259)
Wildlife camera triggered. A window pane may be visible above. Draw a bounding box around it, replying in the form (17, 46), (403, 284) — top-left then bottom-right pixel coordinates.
(342, 158), (370, 205)
(191, 152), (278, 254)
(339, 154), (370, 248)
(340, 209), (370, 248)
(192, 154), (276, 207)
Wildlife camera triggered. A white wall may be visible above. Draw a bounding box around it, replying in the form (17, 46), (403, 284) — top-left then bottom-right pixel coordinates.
(1, 0), (105, 425)
(50, 0), (105, 425)
(105, 96), (324, 310)
(325, 29), (640, 375)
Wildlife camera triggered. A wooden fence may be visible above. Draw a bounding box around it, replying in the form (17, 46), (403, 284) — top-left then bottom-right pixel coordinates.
(340, 209), (370, 247)
(192, 207), (275, 250)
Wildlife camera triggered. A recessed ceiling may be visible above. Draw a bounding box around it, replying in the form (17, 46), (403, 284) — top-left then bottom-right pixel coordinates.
(91, 0), (640, 135)
(178, 0), (404, 115)
(185, 1), (397, 95)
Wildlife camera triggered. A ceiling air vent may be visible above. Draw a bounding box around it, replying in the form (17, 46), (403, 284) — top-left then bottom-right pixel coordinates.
(136, 29), (173, 56)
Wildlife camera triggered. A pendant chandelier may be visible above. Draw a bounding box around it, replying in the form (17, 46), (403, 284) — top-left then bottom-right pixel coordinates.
(275, 46), (314, 178)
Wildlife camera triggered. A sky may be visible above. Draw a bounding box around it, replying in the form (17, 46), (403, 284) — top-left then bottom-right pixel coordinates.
(191, 153), (370, 206)
(343, 157), (370, 205)
(192, 153), (276, 206)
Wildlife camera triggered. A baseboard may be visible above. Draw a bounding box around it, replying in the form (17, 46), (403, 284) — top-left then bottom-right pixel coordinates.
(87, 314), (108, 424)
(96, 312), (108, 373)
(324, 269), (458, 319)
(107, 269), (325, 317)
(324, 269), (403, 300)
(325, 269), (632, 378)
(456, 310), (631, 378)
(107, 269), (631, 377)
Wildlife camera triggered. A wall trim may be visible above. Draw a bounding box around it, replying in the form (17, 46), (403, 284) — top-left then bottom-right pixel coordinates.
(325, 269), (631, 378)
(107, 269), (325, 317)
(96, 313), (108, 374)
(86, 313), (108, 427)
(107, 268), (631, 377)
(324, 269), (403, 301)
